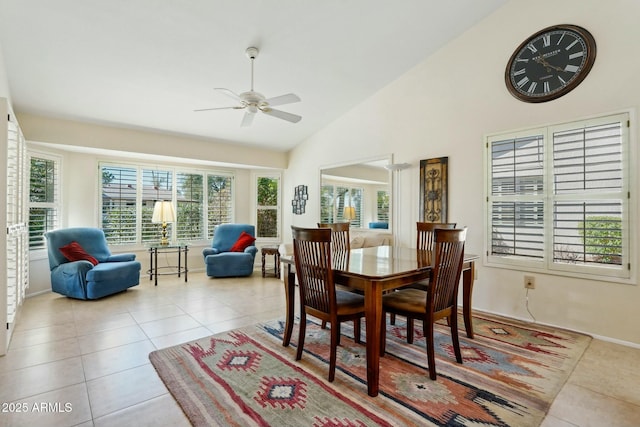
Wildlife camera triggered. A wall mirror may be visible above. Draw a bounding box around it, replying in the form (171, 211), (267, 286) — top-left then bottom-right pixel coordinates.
(319, 155), (392, 231)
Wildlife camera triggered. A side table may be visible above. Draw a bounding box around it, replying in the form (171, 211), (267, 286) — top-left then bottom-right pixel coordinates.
(147, 243), (189, 286)
(261, 245), (280, 278)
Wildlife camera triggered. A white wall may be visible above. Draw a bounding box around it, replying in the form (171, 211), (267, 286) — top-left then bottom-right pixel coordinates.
(0, 42), (10, 101)
(285, 0), (640, 346)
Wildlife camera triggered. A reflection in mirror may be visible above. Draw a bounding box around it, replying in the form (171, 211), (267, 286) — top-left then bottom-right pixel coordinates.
(320, 157), (391, 230)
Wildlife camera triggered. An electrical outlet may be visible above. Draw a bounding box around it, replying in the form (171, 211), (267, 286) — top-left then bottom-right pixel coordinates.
(524, 275), (535, 289)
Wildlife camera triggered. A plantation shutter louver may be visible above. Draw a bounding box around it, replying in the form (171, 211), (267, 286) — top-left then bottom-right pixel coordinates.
(101, 166), (138, 244)
(5, 111), (29, 332)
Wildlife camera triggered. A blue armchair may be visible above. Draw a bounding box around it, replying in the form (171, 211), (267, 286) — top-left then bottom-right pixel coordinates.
(44, 227), (141, 300)
(203, 224), (258, 278)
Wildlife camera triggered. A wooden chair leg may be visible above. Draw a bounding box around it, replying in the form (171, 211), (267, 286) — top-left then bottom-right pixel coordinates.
(353, 318), (361, 343)
(425, 316), (437, 380)
(390, 312), (396, 325)
(329, 321), (339, 382)
(450, 311), (463, 364)
(296, 312), (307, 361)
(407, 318), (415, 344)
(321, 320), (327, 329)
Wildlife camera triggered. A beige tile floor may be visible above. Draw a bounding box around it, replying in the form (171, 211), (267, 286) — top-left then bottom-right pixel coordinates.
(1, 271), (639, 427)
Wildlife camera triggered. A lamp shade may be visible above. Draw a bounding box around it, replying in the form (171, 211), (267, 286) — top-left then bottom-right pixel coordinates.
(343, 206), (356, 221)
(152, 201), (176, 223)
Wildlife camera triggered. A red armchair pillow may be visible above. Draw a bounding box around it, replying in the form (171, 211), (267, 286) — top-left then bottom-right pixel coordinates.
(59, 241), (99, 266)
(230, 231), (256, 252)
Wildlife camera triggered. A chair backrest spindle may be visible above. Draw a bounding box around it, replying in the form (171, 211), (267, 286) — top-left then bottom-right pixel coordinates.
(318, 222), (350, 270)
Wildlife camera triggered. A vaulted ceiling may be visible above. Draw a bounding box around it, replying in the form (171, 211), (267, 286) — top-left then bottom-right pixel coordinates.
(0, 1), (506, 151)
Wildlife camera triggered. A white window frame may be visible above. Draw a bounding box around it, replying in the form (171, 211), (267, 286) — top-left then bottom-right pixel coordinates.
(375, 186), (390, 223)
(253, 172), (281, 243)
(28, 150), (62, 253)
(484, 111), (634, 284)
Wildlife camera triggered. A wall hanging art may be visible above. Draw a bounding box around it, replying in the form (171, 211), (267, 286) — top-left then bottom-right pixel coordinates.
(292, 185), (308, 215)
(419, 157), (448, 222)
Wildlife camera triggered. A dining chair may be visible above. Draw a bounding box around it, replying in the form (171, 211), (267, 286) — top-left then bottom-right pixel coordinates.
(396, 222), (457, 331)
(318, 222), (353, 329)
(291, 226), (365, 382)
(381, 227), (467, 380)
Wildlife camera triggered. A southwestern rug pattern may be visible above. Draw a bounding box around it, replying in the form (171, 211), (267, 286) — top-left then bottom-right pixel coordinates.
(149, 313), (591, 427)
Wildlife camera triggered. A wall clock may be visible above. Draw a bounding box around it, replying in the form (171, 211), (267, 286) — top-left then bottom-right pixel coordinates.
(505, 24), (596, 103)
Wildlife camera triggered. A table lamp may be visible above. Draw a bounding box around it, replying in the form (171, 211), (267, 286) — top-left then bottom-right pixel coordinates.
(343, 206), (356, 221)
(152, 201), (176, 245)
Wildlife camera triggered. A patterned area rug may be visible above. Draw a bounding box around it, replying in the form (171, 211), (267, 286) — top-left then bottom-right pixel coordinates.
(149, 313), (591, 426)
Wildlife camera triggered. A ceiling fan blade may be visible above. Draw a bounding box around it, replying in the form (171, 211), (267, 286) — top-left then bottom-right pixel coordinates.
(264, 93), (301, 107)
(214, 87), (242, 102)
(241, 111), (255, 127)
(193, 106), (244, 112)
(262, 108), (302, 123)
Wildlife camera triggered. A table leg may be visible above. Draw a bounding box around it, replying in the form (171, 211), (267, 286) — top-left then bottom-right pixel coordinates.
(184, 246), (188, 283)
(364, 280), (383, 397)
(261, 251), (266, 277)
(282, 263), (295, 347)
(149, 248), (153, 281)
(154, 248), (158, 287)
(462, 261), (475, 338)
(178, 246), (182, 278)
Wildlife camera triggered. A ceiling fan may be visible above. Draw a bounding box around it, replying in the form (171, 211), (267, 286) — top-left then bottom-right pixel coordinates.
(195, 47), (302, 127)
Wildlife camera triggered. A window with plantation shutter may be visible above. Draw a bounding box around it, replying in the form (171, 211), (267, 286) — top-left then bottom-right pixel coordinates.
(177, 172), (204, 240)
(207, 174), (233, 239)
(376, 189), (390, 223)
(486, 112), (631, 281)
(320, 184), (335, 224)
(142, 169), (173, 243)
(28, 154), (61, 250)
(101, 165), (138, 244)
(319, 184), (362, 227)
(100, 163), (234, 245)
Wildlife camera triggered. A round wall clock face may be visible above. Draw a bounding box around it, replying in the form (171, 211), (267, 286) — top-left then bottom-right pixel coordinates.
(505, 25), (596, 103)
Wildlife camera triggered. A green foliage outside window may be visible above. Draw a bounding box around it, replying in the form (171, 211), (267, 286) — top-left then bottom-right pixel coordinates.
(257, 177), (278, 238)
(578, 215), (622, 264)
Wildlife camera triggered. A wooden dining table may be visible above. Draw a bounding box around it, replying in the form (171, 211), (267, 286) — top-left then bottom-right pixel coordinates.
(280, 245), (479, 397)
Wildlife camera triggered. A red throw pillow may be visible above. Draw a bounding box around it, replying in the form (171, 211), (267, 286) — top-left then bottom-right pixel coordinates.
(59, 241), (99, 266)
(230, 231), (256, 252)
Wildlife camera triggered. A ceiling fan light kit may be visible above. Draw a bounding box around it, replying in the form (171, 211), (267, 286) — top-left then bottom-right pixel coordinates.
(195, 47), (302, 127)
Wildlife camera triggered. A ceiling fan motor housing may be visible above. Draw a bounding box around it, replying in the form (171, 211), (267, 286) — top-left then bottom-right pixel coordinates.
(240, 90), (266, 113)
(245, 47), (259, 59)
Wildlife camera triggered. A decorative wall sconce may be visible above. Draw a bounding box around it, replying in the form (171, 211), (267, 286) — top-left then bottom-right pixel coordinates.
(292, 185), (308, 215)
